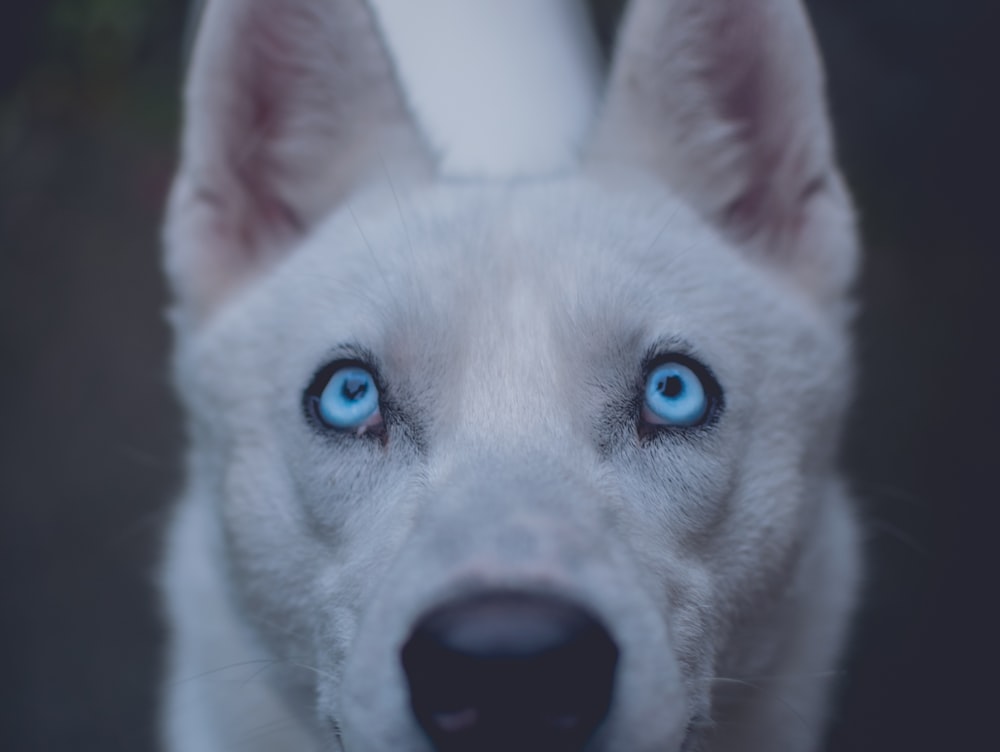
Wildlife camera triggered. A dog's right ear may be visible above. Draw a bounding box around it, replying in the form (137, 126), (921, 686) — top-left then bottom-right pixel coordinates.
(589, 0), (858, 307)
(165, 0), (429, 326)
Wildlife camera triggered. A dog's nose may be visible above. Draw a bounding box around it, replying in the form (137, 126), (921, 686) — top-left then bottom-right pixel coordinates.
(401, 590), (618, 752)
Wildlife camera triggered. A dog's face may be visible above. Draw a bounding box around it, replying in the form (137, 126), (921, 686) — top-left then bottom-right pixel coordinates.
(166, 1), (860, 750)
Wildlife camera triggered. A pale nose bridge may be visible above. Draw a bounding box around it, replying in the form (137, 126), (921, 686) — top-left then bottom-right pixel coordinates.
(414, 455), (611, 580)
(453, 278), (568, 441)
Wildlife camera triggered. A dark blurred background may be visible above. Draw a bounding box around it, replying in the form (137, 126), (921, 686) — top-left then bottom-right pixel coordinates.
(1, 1), (996, 750)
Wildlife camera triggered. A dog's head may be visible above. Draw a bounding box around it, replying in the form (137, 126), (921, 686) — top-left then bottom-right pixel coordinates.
(165, 1), (860, 750)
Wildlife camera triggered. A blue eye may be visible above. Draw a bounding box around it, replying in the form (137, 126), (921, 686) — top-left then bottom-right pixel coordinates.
(642, 359), (713, 428)
(311, 364), (381, 431)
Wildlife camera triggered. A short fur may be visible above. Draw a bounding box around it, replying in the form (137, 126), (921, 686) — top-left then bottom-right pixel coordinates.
(161, 1), (861, 750)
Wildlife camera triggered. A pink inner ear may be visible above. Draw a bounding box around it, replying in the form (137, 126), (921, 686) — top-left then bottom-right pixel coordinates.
(215, 5), (313, 252)
(704, 4), (829, 245)
(168, 0), (430, 323)
(589, 0), (857, 302)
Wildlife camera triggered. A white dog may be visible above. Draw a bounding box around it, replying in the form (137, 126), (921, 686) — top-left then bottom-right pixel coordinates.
(160, 1), (861, 750)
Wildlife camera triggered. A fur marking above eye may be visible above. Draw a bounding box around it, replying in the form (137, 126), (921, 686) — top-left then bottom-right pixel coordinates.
(642, 359), (715, 429)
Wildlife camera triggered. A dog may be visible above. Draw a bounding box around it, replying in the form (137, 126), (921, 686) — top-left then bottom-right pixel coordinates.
(160, 1), (862, 750)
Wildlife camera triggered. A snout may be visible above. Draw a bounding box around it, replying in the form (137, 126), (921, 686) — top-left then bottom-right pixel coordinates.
(401, 590), (619, 752)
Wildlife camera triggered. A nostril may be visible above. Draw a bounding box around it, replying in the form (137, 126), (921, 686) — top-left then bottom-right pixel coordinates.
(401, 590), (618, 752)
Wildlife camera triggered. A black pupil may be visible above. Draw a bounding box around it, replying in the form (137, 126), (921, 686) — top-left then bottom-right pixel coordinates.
(659, 374), (684, 399)
(341, 375), (369, 402)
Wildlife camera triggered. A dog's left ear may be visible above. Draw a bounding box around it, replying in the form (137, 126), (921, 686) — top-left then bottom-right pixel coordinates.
(589, 0), (858, 306)
(165, 0), (430, 326)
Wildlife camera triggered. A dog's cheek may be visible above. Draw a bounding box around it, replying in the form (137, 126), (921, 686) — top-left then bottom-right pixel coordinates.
(215, 443), (331, 664)
(586, 480), (723, 728)
(600, 436), (805, 703)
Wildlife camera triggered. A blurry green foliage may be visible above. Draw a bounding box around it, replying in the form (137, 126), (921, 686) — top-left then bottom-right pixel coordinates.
(0, 0), (186, 156)
(46, 0), (177, 78)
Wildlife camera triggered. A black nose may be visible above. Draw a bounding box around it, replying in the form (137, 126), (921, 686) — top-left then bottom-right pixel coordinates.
(401, 590), (618, 752)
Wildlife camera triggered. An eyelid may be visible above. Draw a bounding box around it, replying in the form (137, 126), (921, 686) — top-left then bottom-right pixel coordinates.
(641, 345), (702, 375)
(321, 344), (383, 379)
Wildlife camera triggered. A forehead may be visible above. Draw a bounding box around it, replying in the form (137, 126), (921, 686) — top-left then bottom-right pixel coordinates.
(279, 177), (780, 339)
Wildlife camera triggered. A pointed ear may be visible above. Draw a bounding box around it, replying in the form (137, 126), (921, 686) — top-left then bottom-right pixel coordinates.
(165, 0), (429, 324)
(589, 0), (858, 304)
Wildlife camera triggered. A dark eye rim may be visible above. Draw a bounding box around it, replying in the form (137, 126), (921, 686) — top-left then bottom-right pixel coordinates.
(303, 356), (387, 439)
(638, 351), (724, 438)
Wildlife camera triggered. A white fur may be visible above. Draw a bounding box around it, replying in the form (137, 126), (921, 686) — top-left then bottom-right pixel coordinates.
(368, 0), (602, 177)
(161, 2), (862, 751)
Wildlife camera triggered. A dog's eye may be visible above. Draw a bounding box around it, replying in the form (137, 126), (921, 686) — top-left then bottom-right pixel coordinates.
(641, 358), (718, 430)
(306, 363), (382, 433)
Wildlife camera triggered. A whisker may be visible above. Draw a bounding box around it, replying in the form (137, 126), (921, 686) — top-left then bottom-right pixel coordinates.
(645, 205), (681, 255)
(347, 202), (392, 297)
(380, 157), (415, 260)
(379, 158), (425, 311)
(239, 717), (296, 745)
(702, 669), (845, 683)
(852, 479), (927, 508)
(177, 653), (336, 689)
(864, 517), (928, 556)
(242, 659), (284, 686)
(289, 660), (338, 682)
(706, 676), (811, 732)
(172, 658), (286, 687)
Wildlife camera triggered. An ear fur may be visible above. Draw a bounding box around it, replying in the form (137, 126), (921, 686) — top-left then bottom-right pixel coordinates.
(165, 0), (429, 324)
(590, 0), (858, 305)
